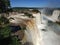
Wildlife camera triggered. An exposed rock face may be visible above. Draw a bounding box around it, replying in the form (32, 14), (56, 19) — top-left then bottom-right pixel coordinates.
(23, 42), (33, 45)
(58, 15), (60, 21)
(14, 30), (24, 40)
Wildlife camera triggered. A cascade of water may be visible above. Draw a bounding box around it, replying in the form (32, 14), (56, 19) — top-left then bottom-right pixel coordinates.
(8, 11), (60, 45)
(24, 19), (41, 45)
(24, 13), (43, 45)
(8, 13), (44, 45)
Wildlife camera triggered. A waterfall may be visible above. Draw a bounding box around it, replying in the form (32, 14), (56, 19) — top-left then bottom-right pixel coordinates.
(8, 10), (60, 45)
(24, 19), (41, 45)
(23, 13), (43, 45)
(8, 13), (45, 45)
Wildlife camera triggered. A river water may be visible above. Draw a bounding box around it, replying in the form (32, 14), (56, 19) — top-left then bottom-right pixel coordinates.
(24, 19), (60, 45)
(39, 21), (60, 45)
(8, 13), (60, 45)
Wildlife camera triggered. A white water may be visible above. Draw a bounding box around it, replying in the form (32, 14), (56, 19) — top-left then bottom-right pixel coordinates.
(8, 13), (60, 45)
(8, 13), (42, 45)
(24, 13), (60, 45)
(24, 13), (46, 45)
(25, 19), (41, 45)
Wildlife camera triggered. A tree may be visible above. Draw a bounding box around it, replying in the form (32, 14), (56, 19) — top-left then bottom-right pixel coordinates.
(0, 0), (11, 13)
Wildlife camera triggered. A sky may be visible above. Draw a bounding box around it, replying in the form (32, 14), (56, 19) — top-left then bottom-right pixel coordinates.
(10, 0), (60, 8)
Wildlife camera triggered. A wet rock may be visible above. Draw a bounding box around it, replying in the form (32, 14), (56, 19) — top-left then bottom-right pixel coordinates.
(23, 42), (33, 45)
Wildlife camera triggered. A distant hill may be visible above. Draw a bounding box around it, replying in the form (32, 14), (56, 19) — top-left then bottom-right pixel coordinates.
(10, 7), (60, 15)
(11, 7), (43, 9)
(11, 7), (60, 9)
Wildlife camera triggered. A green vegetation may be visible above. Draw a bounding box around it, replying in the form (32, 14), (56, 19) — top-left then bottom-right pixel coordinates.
(32, 9), (40, 13)
(0, 25), (11, 38)
(10, 36), (21, 45)
(0, 16), (22, 45)
(24, 12), (34, 18)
